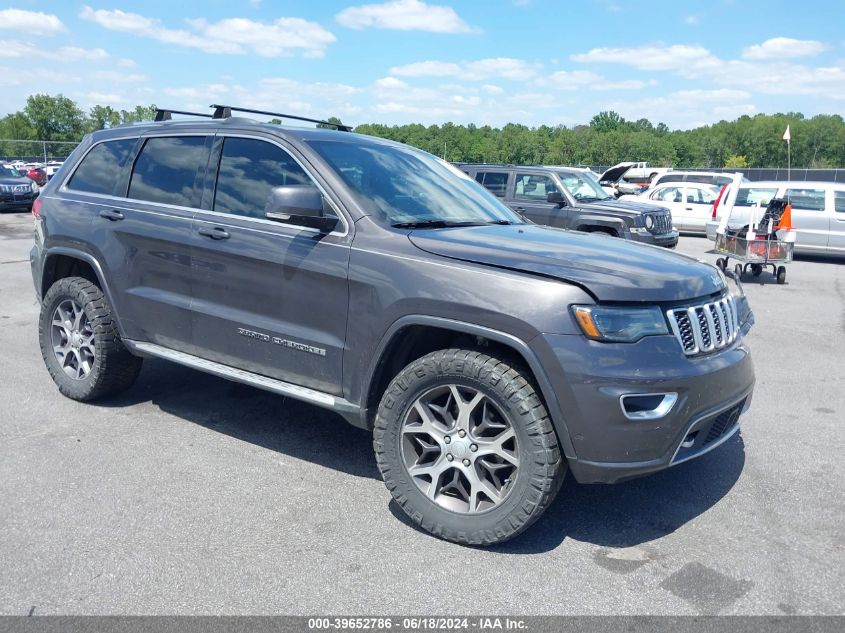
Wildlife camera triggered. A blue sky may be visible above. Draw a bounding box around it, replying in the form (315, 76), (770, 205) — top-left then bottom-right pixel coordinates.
(1, 0), (843, 129)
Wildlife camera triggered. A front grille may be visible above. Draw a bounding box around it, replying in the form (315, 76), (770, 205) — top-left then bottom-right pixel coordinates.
(649, 213), (672, 235)
(703, 400), (744, 446)
(667, 295), (738, 355)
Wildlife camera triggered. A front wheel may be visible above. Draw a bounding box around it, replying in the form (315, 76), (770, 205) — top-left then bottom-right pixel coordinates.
(373, 349), (565, 545)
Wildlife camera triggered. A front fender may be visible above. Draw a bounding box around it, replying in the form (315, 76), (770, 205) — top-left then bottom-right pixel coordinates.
(359, 315), (578, 459)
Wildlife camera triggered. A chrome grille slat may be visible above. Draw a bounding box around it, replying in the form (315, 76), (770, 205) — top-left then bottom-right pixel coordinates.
(667, 295), (737, 356)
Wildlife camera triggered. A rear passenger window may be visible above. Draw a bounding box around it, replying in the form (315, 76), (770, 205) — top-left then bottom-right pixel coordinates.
(67, 138), (137, 195)
(834, 191), (845, 213)
(476, 171), (509, 197)
(786, 188), (825, 211)
(213, 137), (312, 219)
(128, 136), (208, 207)
(734, 188), (777, 207)
(515, 174), (557, 200)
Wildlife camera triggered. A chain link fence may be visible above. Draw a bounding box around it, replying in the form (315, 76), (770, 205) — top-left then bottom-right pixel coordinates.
(0, 139), (79, 164)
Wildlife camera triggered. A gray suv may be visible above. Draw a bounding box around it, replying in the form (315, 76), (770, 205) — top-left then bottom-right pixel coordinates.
(459, 163), (679, 247)
(30, 106), (755, 545)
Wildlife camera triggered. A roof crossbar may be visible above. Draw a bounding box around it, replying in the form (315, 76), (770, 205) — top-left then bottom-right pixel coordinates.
(154, 108), (213, 122)
(209, 104), (352, 131)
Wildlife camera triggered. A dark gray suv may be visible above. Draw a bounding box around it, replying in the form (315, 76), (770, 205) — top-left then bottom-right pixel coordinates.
(30, 107), (755, 545)
(459, 163), (679, 248)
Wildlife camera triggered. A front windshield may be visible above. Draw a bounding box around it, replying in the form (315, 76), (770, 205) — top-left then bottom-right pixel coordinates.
(0, 165), (21, 178)
(557, 171), (611, 202)
(307, 139), (522, 226)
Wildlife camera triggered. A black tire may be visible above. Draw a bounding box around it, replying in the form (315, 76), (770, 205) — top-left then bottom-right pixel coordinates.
(716, 258), (726, 271)
(39, 276), (142, 401)
(734, 263), (743, 278)
(751, 264), (763, 277)
(776, 266), (787, 285)
(373, 349), (565, 546)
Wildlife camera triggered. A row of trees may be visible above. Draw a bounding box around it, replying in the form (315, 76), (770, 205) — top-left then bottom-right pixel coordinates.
(2, 94), (844, 168)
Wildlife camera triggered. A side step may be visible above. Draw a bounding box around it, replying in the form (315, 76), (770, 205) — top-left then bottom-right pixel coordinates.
(124, 340), (362, 423)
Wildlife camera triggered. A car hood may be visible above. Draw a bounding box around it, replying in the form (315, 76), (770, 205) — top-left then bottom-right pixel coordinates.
(0, 176), (31, 186)
(581, 198), (669, 216)
(599, 162), (634, 183)
(408, 224), (724, 303)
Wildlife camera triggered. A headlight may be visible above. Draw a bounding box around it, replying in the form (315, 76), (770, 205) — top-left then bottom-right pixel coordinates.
(644, 214), (654, 230)
(572, 305), (669, 343)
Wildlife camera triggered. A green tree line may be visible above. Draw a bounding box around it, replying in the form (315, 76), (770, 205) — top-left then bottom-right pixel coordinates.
(2, 94), (844, 168)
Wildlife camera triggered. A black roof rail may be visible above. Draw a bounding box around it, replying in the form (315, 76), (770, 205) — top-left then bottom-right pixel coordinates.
(154, 108), (213, 122)
(209, 104), (352, 131)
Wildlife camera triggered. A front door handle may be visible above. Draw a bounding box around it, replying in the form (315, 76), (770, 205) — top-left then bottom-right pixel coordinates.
(197, 226), (231, 240)
(99, 209), (124, 221)
(513, 206), (526, 212)
(685, 207), (694, 211)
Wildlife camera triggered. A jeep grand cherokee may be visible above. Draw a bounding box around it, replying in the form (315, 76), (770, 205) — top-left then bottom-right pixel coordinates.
(30, 106), (755, 545)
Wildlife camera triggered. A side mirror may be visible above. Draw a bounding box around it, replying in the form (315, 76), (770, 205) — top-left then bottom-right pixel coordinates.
(265, 185), (338, 233)
(547, 191), (565, 207)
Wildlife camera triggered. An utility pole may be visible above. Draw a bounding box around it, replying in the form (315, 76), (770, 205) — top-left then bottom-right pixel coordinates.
(783, 125), (791, 181)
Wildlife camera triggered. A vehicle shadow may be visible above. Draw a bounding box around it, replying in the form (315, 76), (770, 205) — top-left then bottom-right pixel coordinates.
(100, 358), (745, 552)
(98, 358), (380, 480)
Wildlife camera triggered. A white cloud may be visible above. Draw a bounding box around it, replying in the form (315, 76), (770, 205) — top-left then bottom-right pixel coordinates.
(91, 71), (148, 83)
(80, 6), (336, 58)
(117, 58), (137, 68)
(546, 70), (603, 90)
(0, 9), (65, 36)
(592, 79), (656, 91)
(685, 15), (700, 25)
(390, 57), (540, 80)
(742, 37), (827, 60)
(571, 44), (720, 72)
(607, 89), (757, 129)
(0, 40), (108, 62)
(86, 92), (124, 104)
(336, 0), (478, 33)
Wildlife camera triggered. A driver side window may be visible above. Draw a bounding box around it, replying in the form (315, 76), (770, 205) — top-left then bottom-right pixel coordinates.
(515, 173), (557, 201)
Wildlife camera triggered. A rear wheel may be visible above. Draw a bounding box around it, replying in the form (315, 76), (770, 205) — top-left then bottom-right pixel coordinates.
(734, 263), (744, 278)
(776, 266), (787, 285)
(374, 349), (565, 545)
(39, 277), (142, 401)
(751, 264), (763, 277)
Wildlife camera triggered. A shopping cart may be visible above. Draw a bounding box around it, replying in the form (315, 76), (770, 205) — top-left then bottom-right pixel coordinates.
(713, 198), (795, 285)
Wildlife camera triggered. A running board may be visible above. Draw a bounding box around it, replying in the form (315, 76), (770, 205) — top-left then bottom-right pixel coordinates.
(125, 340), (362, 423)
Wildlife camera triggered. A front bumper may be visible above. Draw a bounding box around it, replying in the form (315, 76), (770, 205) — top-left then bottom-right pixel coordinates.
(0, 193), (35, 211)
(532, 332), (755, 484)
(630, 228), (679, 248)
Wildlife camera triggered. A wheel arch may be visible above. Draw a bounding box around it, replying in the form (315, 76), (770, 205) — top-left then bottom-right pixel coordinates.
(361, 315), (577, 458)
(40, 248), (126, 337)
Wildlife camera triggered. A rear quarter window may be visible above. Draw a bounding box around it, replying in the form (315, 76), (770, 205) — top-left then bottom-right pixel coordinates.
(66, 138), (137, 195)
(834, 191), (845, 213)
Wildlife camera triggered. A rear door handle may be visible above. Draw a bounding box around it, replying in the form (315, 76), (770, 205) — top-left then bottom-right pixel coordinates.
(197, 226), (231, 240)
(99, 209), (124, 221)
(685, 207), (694, 211)
(514, 206), (526, 212)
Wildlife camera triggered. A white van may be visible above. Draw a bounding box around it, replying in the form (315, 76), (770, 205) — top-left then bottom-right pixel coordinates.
(705, 180), (845, 254)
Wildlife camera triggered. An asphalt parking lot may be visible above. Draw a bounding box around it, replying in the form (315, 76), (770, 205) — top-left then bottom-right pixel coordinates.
(0, 210), (842, 616)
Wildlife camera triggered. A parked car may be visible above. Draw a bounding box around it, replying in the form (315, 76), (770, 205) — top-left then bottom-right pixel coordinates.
(706, 180), (845, 254)
(599, 162), (671, 197)
(30, 107), (755, 545)
(24, 165), (48, 186)
(459, 163), (678, 247)
(650, 171), (748, 190)
(45, 161), (64, 180)
(620, 181), (722, 234)
(0, 163), (39, 212)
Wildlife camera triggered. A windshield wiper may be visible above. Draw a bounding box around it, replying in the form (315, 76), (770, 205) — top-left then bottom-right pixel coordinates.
(391, 220), (486, 229)
(579, 196), (611, 203)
